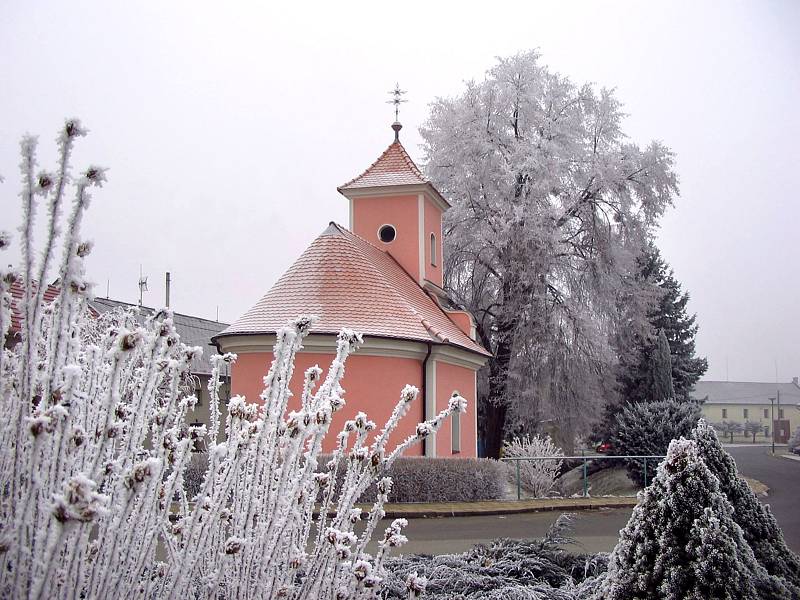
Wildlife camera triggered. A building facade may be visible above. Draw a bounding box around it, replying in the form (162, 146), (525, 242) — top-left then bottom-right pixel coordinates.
(214, 123), (490, 457)
(691, 379), (800, 443)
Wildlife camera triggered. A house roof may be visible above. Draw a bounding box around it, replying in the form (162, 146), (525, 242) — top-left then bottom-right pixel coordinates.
(7, 279), (63, 335)
(88, 298), (229, 376)
(691, 380), (800, 405)
(215, 222), (490, 358)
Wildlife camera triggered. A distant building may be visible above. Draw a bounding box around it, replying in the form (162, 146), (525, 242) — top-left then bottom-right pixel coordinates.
(213, 120), (491, 457)
(691, 379), (800, 443)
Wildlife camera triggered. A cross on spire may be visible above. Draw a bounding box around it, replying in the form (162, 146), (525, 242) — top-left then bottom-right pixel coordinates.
(387, 83), (407, 141)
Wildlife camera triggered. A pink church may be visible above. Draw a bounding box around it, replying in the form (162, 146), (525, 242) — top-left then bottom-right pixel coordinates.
(213, 122), (490, 457)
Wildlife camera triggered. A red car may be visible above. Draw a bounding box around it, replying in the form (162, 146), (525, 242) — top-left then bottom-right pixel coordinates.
(596, 441), (613, 454)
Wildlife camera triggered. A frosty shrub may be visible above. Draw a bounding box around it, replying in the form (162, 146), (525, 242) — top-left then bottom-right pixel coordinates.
(382, 515), (607, 600)
(611, 398), (701, 485)
(691, 419), (800, 588)
(502, 435), (563, 498)
(323, 457), (506, 503)
(789, 425), (800, 452)
(599, 436), (799, 599)
(0, 122), (465, 599)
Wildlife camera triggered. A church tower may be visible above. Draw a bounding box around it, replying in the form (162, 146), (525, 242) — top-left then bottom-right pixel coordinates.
(337, 97), (448, 292)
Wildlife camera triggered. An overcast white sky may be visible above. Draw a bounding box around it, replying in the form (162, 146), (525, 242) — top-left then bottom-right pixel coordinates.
(2, 1), (798, 383)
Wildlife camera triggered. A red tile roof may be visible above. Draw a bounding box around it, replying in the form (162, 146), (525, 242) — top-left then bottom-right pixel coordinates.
(7, 280), (62, 335)
(216, 223), (489, 357)
(338, 141), (430, 190)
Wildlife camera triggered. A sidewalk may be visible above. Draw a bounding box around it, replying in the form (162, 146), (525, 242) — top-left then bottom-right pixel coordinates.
(348, 496), (638, 519)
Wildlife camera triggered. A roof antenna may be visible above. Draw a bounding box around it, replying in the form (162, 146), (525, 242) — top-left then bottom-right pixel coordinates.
(387, 83), (407, 142)
(138, 265), (148, 306)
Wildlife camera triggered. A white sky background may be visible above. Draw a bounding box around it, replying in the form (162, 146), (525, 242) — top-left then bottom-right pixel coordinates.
(2, 0), (798, 383)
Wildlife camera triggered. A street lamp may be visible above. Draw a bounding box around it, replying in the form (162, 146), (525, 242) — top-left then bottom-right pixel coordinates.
(769, 397), (776, 454)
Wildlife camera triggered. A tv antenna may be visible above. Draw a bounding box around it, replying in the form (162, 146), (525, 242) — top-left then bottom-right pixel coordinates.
(138, 265), (148, 306)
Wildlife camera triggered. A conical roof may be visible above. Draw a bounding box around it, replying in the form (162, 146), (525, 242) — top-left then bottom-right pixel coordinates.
(216, 222), (488, 357)
(338, 140), (429, 190)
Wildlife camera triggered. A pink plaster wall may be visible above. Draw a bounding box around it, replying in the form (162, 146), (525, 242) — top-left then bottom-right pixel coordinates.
(351, 195), (420, 282)
(444, 310), (473, 339)
(230, 350), (426, 455)
(435, 360), (478, 457)
(423, 196), (443, 287)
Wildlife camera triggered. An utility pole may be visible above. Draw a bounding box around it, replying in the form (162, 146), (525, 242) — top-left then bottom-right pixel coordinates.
(769, 397), (776, 454)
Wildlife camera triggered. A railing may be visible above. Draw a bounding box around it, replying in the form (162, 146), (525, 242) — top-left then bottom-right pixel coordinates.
(501, 454), (666, 500)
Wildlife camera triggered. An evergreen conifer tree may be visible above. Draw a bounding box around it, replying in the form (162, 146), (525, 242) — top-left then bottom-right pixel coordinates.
(691, 419), (800, 587)
(618, 244), (708, 404)
(648, 328), (675, 402)
(599, 437), (797, 600)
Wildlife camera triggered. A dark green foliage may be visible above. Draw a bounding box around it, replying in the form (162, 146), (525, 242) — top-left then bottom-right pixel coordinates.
(648, 329), (675, 402)
(617, 244), (708, 405)
(599, 437), (798, 600)
(611, 399), (701, 485)
(691, 420), (800, 587)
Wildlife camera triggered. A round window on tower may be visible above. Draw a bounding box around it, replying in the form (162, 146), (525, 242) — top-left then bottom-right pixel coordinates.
(378, 224), (397, 244)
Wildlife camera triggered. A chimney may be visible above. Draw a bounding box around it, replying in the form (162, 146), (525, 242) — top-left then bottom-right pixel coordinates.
(165, 272), (171, 308)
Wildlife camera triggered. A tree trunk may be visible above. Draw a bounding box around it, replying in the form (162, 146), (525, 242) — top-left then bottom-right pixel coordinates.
(481, 311), (516, 459)
(482, 400), (507, 459)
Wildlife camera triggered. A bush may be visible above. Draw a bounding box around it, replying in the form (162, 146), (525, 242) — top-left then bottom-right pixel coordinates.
(611, 398), (701, 485)
(789, 426), (800, 452)
(0, 123), (466, 599)
(600, 437), (798, 599)
(382, 515), (607, 599)
(502, 435), (563, 497)
(323, 456), (507, 503)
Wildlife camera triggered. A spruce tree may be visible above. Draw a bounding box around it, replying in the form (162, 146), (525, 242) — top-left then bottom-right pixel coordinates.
(600, 438), (797, 600)
(649, 328), (675, 402)
(691, 419), (800, 587)
(618, 244), (708, 404)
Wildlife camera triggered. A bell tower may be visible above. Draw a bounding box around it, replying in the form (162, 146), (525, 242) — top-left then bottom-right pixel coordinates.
(337, 87), (449, 289)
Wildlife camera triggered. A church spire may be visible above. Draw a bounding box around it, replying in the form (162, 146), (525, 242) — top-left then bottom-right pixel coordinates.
(386, 83), (407, 142)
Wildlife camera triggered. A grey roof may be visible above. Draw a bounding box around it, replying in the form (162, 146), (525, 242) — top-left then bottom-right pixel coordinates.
(88, 297), (229, 376)
(691, 380), (800, 405)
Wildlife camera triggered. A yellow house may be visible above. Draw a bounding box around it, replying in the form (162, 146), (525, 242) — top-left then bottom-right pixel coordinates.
(691, 379), (800, 443)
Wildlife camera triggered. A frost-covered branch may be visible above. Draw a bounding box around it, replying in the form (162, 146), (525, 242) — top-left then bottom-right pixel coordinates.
(0, 122), (462, 600)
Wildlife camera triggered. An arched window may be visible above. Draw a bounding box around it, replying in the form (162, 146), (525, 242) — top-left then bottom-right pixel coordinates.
(430, 233), (437, 266)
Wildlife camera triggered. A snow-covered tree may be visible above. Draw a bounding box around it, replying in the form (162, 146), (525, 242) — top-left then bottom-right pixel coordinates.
(599, 437), (798, 599)
(691, 419), (800, 588)
(713, 420), (743, 443)
(743, 420), (765, 443)
(788, 425), (800, 452)
(611, 399), (700, 485)
(0, 122), (465, 599)
(502, 435), (563, 497)
(421, 50), (678, 457)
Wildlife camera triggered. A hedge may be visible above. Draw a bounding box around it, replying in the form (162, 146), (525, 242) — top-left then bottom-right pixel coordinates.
(323, 456), (507, 503)
(184, 454), (507, 503)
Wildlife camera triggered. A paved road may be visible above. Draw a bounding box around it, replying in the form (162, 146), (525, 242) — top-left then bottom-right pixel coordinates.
(378, 446), (800, 556)
(726, 446), (800, 552)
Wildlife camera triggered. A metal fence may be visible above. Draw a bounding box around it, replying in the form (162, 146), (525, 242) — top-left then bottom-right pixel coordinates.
(501, 454), (666, 500)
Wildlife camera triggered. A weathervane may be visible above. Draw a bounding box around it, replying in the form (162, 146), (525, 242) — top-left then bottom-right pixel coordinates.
(387, 83), (407, 141)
